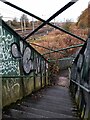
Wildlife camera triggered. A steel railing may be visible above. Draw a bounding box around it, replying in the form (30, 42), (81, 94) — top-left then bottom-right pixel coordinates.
(69, 38), (90, 119)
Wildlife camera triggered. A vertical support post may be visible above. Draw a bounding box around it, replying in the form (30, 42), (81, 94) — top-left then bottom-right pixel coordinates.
(33, 53), (36, 90)
(40, 59), (42, 88)
(0, 77), (2, 120)
(0, 17), (2, 120)
(87, 4), (90, 116)
(44, 62), (46, 86)
(18, 40), (25, 96)
(85, 1), (90, 116)
(33, 71), (36, 90)
(83, 91), (90, 119)
(88, 2), (90, 37)
(48, 63), (50, 85)
(19, 56), (25, 97)
(88, 93), (90, 119)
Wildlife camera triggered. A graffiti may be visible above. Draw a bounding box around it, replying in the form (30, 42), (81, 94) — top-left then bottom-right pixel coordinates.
(0, 25), (20, 75)
(11, 41), (34, 75)
(11, 40), (46, 75)
(23, 47), (33, 74)
(34, 54), (41, 74)
(0, 26), (13, 41)
(3, 78), (20, 101)
(0, 21), (48, 76)
(46, 63), (48, 72)
(37, 57), (41, 73)
(1, 20), (49, 108)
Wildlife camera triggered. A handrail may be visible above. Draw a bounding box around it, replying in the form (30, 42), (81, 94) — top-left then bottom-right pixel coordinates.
(70, 79), (90, 93)
(0, 75), (34, 78)
(48, 57), (74, 62)
(30, 43), (66, 55)
(70, 38), (90, 119)
(0, 74), (46, 78)
(42, 44), (84, 55)
(70, 39), (90, 85)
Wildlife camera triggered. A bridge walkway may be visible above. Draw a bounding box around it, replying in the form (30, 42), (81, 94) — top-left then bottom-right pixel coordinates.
(2, 70), (79, 119)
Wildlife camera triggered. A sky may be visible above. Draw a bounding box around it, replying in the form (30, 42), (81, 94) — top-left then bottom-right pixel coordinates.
(0, 0), (90, 22)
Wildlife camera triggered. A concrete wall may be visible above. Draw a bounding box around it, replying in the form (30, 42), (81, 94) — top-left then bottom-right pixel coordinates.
(2, 72), (49, 107)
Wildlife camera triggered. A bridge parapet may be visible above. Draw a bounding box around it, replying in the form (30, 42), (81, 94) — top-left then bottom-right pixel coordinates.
(70, 38), (90, 119)
(0, 19), (49, 107)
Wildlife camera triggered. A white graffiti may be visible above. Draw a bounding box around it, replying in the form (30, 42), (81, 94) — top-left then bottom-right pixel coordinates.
(0, 26), (14, 41)
(11, 40), (45, 75)
(0, 25), (20, 75)
(35, 57), (41, 74)
(3, 80), (20, 100)
(23, 47), (33, 74)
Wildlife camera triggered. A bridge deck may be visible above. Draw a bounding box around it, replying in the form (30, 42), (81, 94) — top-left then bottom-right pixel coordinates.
(2, 84), (79, 119)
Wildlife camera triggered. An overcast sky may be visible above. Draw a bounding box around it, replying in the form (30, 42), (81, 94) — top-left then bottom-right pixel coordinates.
(0, 0), (90, 22)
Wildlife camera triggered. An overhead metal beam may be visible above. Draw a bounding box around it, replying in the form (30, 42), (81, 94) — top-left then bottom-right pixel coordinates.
(23, 0), (78, 39)
(42, 44), (84, 55)
(0, 0), (85, 42)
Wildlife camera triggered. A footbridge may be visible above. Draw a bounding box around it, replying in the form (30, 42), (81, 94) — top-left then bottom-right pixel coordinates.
(0, 0), (90, 119)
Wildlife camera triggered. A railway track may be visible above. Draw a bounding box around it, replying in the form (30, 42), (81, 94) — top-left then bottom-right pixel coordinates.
(15, 27), (53, 38)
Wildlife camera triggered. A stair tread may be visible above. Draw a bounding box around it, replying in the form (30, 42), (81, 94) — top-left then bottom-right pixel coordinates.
(2, 85), (78, 119)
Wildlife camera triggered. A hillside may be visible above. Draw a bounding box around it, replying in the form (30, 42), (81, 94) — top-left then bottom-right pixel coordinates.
(76, 7), (88, 28)
(29, 8), (88, 61)
(29, 18), (88, 74)
(30, 28), (87, 61)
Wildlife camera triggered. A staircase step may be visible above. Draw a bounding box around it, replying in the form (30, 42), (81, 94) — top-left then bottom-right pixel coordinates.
(2, 85), (79, 119)
(9, 105), (76, 118)
(5, 109), (45, 118)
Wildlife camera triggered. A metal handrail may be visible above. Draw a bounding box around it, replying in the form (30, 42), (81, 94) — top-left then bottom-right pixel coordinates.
(70, 79), (90, 93)
(30, 43), (66, 55)
(0, 75), (34, 78)
(70, 38), (90, 119)
(43, 44), (84, 55)
(48, 57), (74, 62)
(0, 74), (47, 78)
(69, 64), (90, 93)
